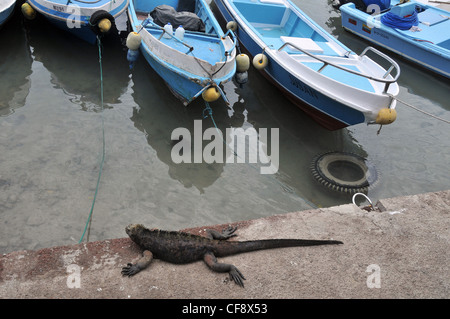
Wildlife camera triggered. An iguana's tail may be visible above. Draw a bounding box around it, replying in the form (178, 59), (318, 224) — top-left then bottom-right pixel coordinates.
(217, 238), (343, 257)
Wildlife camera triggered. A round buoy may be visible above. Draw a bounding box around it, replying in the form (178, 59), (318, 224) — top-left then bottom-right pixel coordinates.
(126, 31), (142, 50)
(127, 49), (140, 68)
(375, 108), (397, 125)
(89, 10), (114, 35)
(226, 21), (238, 32)
(21, 3), (36, 20)
(98, 18), (112, 33)
(235, 71), (248, 86)
(311, 152), (379, 193)
(202, 87), (221, 102)
(236, 53), (250, 73)
(252, 53), (268, 70)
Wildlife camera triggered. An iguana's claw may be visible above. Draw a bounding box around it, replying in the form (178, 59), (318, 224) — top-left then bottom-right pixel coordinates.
(222, 226), (238, 239)
(121, 263), (140, 277)
(229, 266), (246, 287)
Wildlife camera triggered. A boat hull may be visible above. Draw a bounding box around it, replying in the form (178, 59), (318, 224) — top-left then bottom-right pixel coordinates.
(0, 0), (16, 28)
(138, 40), (213, 104)
(340, 1), (450, 78)
(26, 0), (129, 43)
(128, 0), (236, 105)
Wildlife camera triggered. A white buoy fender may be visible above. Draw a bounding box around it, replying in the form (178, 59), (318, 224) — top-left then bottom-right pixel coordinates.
(253, 53), (268, 69)
(226, 21), (238, 32)
(236, 54), (250, 73)
(126, 32), (142, 51)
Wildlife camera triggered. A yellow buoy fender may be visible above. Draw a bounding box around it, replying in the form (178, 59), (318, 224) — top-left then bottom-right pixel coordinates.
(375, 108), (397, 125)
(98, 18), (112, 33)
(126, 32), (142, 50)
(226, 21), (238, 32)
(22, 3), (36, 20)
(236, 54), (250, 73)
(253, 53), (268, 70)
(89, 10), (114, 35)
(202, 87), (221, 103)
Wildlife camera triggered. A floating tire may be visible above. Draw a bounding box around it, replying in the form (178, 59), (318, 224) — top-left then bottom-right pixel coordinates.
(311, 151), (379, 194)
(89, 10), (114, 35)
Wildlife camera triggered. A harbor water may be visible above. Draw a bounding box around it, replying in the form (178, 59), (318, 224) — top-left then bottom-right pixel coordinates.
(0, 0), (449, 254)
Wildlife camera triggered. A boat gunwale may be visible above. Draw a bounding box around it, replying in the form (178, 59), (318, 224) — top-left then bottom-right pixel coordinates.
(27, 0), (129, 24)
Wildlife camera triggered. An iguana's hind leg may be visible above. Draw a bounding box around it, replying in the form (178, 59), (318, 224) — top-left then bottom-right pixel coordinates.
(203, 251), (246, 287)
(206, 225), (237, 240)
(121, 250), (153, 277)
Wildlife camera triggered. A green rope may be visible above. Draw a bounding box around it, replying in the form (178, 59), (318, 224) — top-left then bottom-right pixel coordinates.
(79, 36), (106, 244)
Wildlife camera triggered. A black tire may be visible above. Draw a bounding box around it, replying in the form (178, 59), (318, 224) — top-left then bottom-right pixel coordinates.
(89, 10), (114, 35)
(311, 151), (379, 194)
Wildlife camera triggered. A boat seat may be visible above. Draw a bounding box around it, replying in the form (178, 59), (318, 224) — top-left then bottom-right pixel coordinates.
(280, 36), (324, 53)
(418, 10), (448, 26)
(389, 2), (417, 18)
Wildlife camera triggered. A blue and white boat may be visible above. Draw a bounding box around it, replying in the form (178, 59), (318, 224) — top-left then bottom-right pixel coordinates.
(1, 0), (16, 28)
(23, 0), (129, 43)
(127, 0), (236, 105)
(213, 0), (400, 130)
(339, 0), (450, 78)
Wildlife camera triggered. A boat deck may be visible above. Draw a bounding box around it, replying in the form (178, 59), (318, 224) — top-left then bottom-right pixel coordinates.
(301, 62), (376, 92)
(231, 0), (344, 57)
(254, 25), (342, 56)
(135, 15), (227, 65)
(396, 8), (450, 50)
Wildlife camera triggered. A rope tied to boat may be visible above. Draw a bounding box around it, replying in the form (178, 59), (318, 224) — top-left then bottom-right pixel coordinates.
(394, 96), (450, 124)
(79, 35), (106, 244)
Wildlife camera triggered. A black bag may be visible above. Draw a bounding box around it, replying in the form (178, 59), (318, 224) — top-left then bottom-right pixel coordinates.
(150, 5), (205, 32)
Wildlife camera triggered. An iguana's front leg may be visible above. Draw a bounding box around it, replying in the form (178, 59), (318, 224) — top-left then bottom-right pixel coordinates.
(203, 251), (246, 287)
(206, 225), (237, 240)
(121, 250), (153, 276)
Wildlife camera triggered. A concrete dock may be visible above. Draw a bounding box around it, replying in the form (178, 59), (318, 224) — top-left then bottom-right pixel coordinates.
(1, 190), (448, 299)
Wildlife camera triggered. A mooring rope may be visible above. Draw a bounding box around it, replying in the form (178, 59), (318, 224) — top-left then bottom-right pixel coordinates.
(79, 36), (106, 244)
(396, 97), (450, 124)
(202, 102), (318, 209)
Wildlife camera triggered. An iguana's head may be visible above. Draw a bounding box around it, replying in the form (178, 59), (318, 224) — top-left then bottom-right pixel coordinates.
(125, 224), (145, 238)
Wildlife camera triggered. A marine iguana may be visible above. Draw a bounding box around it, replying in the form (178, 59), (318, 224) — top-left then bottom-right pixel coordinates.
(121, 224), (343, 287)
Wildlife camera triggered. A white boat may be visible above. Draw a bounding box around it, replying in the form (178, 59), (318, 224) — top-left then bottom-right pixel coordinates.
(213, 0), (401, 130)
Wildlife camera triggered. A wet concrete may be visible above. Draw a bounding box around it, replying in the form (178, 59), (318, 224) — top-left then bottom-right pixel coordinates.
(1, 190), (449, 299)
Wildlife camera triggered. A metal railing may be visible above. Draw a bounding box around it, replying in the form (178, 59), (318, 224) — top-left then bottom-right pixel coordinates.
(277, 43), (400, 93)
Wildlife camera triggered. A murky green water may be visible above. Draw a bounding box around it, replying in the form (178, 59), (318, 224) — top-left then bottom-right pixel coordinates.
(1, 1), (449, 253)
